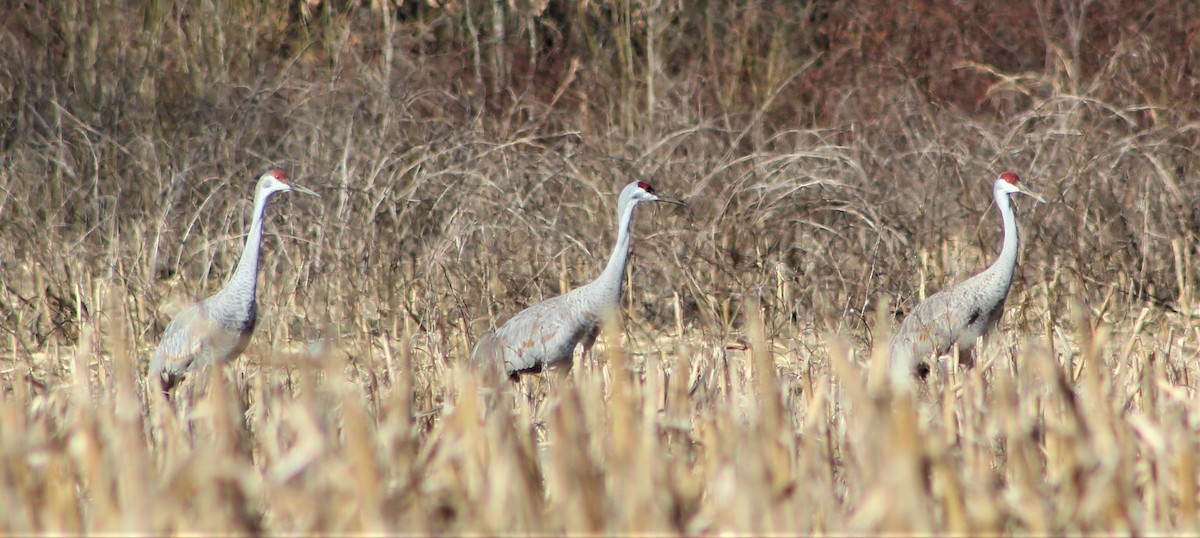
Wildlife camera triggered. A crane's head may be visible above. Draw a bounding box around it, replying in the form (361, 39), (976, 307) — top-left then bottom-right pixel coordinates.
(256, 169), (320, 199)
(621, 180), (685, 208)
(994, 171), (1046, 203)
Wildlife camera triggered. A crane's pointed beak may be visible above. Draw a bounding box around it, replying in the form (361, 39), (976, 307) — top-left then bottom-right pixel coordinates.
(291, 184), (321, 198)
(655, 194), (686, 206)
(1016, 183), (1046, 204)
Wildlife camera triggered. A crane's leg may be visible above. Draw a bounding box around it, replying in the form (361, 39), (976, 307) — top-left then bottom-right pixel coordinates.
(549, 358), (573, 385)
(512, 374), (535, 416)
(155, 372), (180, 400)
(956, 347), (976, 370)
(914, 360), (932, 379)
(580, 328), (600, 373)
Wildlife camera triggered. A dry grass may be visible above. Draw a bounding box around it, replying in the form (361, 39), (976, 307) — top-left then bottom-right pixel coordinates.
(3, 0), (1200, 533)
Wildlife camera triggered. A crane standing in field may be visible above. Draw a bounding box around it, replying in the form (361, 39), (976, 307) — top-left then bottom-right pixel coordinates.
(149, 169), (319, 392)
(889, 171), (1044, 386)
(472, 181), (683, 378)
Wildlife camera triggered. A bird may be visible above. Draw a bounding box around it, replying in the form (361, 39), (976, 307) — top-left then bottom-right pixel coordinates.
(149, 169), (319, 392)
(471, 180), (683, 378)
(888, 171), (1044, 385)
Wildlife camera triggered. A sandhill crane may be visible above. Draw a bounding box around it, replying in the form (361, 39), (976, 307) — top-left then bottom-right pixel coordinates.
(472, 181), (683, 378)
(888, 171), (1044, 385)
(149, 169), (319, 392)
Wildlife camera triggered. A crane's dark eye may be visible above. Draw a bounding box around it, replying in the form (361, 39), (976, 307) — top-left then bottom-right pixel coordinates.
(636, 181), (655, 193)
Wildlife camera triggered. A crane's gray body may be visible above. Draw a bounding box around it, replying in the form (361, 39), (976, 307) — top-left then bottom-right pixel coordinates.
(472, 181), (672, 377)
(150, 276), (260, 388)
(149, 170), (315, 390)
(888, 257), (1012, 376)
(889, 175), (1035, 383)
(472, 280), (618, 375)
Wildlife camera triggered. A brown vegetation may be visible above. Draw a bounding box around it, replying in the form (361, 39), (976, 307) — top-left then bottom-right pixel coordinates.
(2, 0), (1200, 533)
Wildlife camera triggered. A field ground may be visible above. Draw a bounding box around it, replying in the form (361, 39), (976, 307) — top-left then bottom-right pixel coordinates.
(4, 1), (1200, 534)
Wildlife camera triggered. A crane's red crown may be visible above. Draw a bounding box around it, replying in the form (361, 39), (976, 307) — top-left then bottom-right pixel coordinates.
(999, 171), (1020, 185)
(636, 181), (655, 194)
(268, 169), (290, 185)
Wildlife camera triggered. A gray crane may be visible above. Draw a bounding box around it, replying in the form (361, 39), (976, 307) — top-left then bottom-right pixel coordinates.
(888, 171), (1044, 385)
(149, 169), (319, 392)
(471, 181), (683, 378)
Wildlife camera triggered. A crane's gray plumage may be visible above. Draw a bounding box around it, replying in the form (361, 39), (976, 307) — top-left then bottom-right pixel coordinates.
(149, 169), (318, 392)
(472, 181), (682, 378)
(889, 172), (1043, 386)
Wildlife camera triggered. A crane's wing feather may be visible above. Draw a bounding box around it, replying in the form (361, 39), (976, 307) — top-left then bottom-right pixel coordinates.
(149, 301), (250, 384)
(890, 290), (969, 366)
(889, 282), (998, 379)
(469, 331), (506, 376)
(150, 303), (210, 381)
(480, 295), (592, 374)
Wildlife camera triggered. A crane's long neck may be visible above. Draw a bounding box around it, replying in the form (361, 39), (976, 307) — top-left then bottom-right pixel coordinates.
(221, 189), (272, 300)
(595, 199), (638, 299)
(985, 189), (1019, 285)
